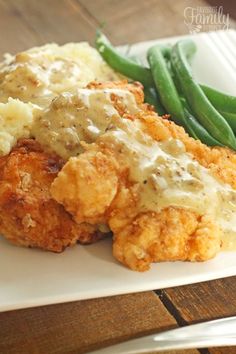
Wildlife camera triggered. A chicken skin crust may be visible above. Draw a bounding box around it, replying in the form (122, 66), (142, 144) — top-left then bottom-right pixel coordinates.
(0, 139), (102, 252)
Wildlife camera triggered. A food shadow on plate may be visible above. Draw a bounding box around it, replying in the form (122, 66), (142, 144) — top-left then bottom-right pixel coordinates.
(78, 232), (119, 265)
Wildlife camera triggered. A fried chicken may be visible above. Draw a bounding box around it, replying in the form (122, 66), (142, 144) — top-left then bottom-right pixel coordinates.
(0, 139), (103, 252)
(86, 80), (146, 108)
(50, 87), (236, 271)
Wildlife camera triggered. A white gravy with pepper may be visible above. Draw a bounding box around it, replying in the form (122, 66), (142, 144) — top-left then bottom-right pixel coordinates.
(32, 88), (139, 159)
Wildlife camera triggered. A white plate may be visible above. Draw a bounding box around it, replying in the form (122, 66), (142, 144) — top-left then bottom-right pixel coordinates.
(1, 30), (236, 312)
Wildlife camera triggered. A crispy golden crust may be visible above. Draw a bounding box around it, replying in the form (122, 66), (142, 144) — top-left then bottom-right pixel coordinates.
(51, 150), (119, 226)
(86, 80), (145, 106)
(0, 139), (102, 252)
(110, 205), (221, 271)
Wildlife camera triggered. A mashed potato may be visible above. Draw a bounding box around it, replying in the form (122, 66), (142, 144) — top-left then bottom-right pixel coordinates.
(0, 42), (121, 156)
(0, 98), (35, 155)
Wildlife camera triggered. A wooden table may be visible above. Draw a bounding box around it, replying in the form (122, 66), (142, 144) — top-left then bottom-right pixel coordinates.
(0, 1), (236, 353)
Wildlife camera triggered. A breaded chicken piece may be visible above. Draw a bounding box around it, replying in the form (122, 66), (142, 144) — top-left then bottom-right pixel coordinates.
(0, 139), (103, 252)
(51, 139), (222, 271)
(50, 84), (236, 271)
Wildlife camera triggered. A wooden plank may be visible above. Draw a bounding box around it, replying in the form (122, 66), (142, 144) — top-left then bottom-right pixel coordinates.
(163, 277), (236, 323)
(0, 291), (198, 354)
(0, 0), (39, 55)
(209, 348), (236, 354)
(0, 0), (99, 57)
(10, 0), (98, 44)
(78, 0), (236, 45)
(162, 277), (236, 354)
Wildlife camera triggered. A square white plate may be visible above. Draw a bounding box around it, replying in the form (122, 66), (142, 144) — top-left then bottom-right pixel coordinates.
(1, 30), (236, 312)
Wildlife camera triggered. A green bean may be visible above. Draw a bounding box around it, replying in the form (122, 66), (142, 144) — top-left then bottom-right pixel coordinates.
(168, 42), (236, 125)
(147, 43), (221, 148)
(180, 98), (224, 146)
(185, 111), (224, 147)
(169, 61), (223, 146)
(95, 30), (154, 87)
(165, 45), (236, 116)
(201, 85), (236, 114)
(168, 46), (236, 139)
(203, 87), (236, 132)
(147, 45), (186, 127)
(143, 86), (166, 115)
(171, 40), (236, 150)
(161, 44), (196, 62)
(167, 43), (236, 114)
(220, 112), (236, 133)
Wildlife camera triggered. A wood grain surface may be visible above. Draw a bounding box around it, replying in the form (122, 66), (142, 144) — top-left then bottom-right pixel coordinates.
(0, 1), (235, 354)
(0, 292), (177, 354)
